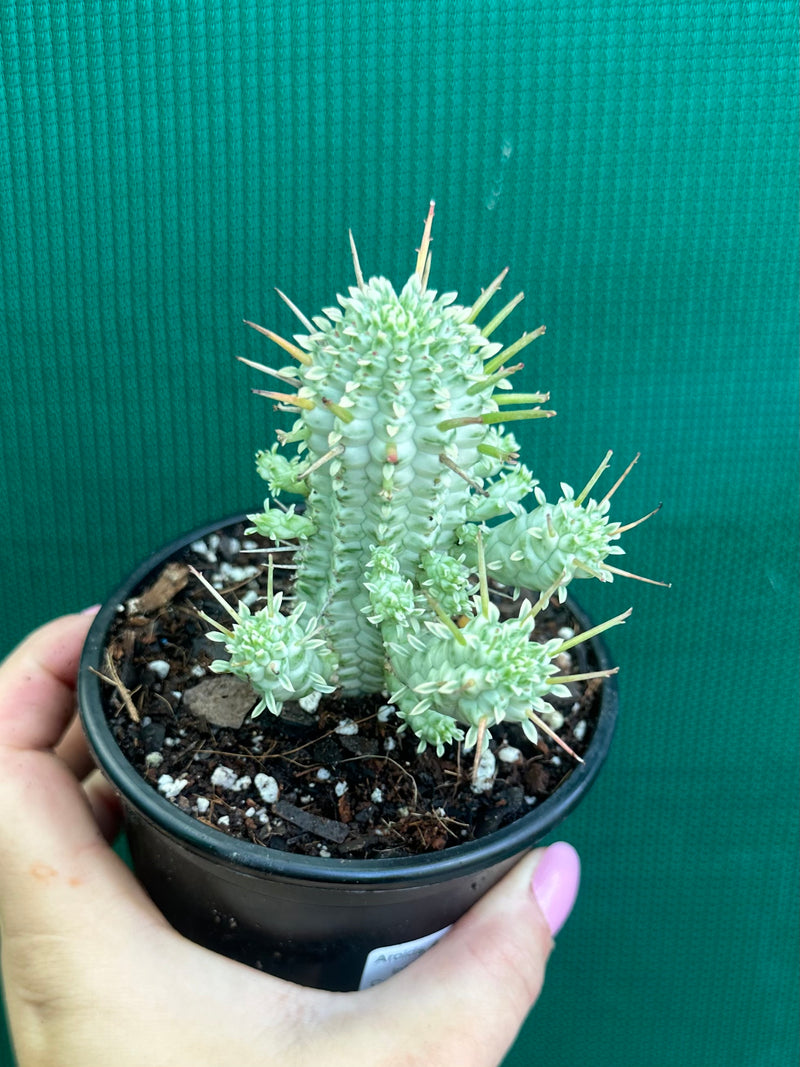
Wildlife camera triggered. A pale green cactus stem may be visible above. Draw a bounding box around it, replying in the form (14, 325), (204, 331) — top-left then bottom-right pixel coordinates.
(189, 564), (336, 717)
(248, 203), (559, 693)
(198, 202), (668, 763)
(378, 534), (628, 763)
(460, 452), (628, 594)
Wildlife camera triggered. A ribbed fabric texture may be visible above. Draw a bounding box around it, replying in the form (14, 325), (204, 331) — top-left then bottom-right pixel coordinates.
(1, 3), (797, 1065)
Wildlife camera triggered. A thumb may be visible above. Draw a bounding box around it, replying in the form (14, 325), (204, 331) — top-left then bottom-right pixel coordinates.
(372, 843), (580, 1066)
(0, 615), (156, 938)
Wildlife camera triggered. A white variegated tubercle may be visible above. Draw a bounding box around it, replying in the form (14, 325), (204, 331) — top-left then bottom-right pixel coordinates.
(199, 204), (666, 771)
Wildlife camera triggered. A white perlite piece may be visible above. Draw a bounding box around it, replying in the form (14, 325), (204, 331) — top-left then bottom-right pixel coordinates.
(377, 704), (395, 723)
(196, 797), (210, 814)
(316, 768), (331, 781)
(299, 690), (323, 712)
(190, 539), (216, 562)
(335, 718), (359, 736)
(215, 562), (259, 584)
(217, 815), (230, 828)
(254, 773), (279, 804)
(497, 744), (523, 764)
(210, 765), (240, 790)
(370, 787), (383, 803)
(334, 781), (348, 797)
(147, 659), (170, 680)
(573, 720), (587, 741)
(209, 766), (253, 792)
(540, 707), (565, 730)
(157, 774), (188, 799)
(144, 752), (163, 768)
(470, 748), (497, 794)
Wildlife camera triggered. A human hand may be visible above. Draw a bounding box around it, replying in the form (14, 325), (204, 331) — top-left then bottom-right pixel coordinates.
(0, 612), (580, 1067)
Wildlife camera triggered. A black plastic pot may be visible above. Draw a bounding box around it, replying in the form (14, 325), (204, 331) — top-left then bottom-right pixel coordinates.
(78, 514), (618, 991)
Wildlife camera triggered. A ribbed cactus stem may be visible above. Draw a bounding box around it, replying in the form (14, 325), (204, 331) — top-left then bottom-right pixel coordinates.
(290, 271), (502, 691)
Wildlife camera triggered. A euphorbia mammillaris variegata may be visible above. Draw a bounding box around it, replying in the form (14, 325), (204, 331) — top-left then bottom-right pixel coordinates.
(198, 204), (663, 762)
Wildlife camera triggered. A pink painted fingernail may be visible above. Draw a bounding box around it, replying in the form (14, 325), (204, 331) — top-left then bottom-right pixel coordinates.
(81, 604), (102, 615)
(531, 842), (581, 936)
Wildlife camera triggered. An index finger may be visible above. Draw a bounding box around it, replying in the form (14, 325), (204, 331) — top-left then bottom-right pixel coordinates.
(0, 612), (96, 751)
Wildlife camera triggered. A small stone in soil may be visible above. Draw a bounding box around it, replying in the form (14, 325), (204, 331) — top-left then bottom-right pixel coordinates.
(184, 675), (257, 728)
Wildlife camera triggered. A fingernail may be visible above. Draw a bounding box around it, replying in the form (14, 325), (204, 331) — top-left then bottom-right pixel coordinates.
(81, 604), (102, 615)
(531, 841), (581, 936)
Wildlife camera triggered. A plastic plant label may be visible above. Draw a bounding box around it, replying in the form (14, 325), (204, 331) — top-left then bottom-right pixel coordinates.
(358, 925), (451, 989)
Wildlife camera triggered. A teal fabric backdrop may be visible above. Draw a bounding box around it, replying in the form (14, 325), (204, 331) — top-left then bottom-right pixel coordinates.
(1, 2), (797, 1065)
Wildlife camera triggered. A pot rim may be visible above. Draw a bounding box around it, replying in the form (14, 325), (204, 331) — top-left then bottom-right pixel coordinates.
(78, 512), (618, 887)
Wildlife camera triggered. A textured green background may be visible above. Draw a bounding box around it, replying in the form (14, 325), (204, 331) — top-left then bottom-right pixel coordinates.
(1, 2), (797, 1065)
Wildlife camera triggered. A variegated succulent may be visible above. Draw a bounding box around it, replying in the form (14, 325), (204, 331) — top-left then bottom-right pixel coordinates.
(198, 204), (662, 770)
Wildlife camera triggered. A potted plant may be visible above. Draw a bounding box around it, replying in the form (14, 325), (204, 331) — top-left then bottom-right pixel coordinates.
(79, 203), (663, 991)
